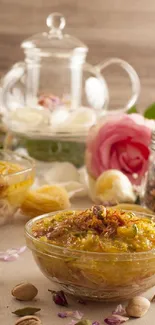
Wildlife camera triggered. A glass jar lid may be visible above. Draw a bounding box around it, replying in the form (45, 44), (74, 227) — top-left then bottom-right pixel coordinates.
(21, 12), (88, 57)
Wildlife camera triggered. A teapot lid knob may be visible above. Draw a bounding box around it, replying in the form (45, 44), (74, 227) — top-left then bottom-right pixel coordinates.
(46, 13), (66, 34)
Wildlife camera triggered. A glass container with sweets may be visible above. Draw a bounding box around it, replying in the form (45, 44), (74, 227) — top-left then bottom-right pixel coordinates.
(1, 13), (140, 167)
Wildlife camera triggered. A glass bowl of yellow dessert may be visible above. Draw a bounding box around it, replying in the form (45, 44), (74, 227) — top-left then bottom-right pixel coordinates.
(0, 149), (35, 225)
(25, 205), (155, 302)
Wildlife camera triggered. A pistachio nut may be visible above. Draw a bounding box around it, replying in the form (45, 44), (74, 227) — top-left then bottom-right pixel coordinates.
(15, 315), (42, 325)
(12, 282), (38, 301)
(126, 296), (150, 318)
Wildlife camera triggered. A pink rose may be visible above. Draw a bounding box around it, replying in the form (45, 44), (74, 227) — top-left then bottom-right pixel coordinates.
(86, 114), (153, 185)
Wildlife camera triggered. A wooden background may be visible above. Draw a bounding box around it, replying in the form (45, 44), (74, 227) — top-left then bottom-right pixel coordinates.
(0, 0), (155, 111)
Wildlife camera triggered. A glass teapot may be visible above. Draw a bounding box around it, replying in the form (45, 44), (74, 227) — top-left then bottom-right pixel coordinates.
(1, 12), (140, 123)
(1, 12), (140, 167)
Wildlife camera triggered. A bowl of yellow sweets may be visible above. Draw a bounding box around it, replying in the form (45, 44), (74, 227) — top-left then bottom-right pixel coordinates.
(25, 205), (155, 302)
(0, 149), (35, 225)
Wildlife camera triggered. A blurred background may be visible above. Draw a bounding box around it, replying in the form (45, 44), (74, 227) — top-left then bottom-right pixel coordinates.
(0, 0), (155, 110)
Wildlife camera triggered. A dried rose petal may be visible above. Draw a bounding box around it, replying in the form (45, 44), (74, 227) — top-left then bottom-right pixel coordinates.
(4, 254), (19, 261)
(17, 246), (27, 254)
(104, 317), (120, 325)
(68, 320), (77, 325)
(114, 316), (129, 323)
(58, 311), (73, 318)
(49, 290), (68, 306)
(58, 312), (68, 318)
(0, 252), (9, 259)
(92, 322), (100, 325)
(104, 315), (129, 325)
(38, 94), (62, 110)
(57, 310), (83, 320)
(0, 246), (26, 262)
(112, 305), (126, 316)
(73, 311), (84, 320)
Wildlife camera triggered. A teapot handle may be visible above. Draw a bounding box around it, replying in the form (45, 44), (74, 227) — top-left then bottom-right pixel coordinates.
(96, 58), (140, 113)
(1, 62), (26, 114)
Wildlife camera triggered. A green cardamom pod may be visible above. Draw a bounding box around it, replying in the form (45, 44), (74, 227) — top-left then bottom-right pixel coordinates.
(75, 320), (92, 325)
(12, 307), (41, 317)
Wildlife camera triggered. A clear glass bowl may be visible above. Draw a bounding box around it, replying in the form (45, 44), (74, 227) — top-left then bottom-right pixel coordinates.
(0, 149), (35, 225)
(25, 210), (155, 302)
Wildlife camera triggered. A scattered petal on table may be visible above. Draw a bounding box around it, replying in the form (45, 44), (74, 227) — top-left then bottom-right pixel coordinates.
(92, 321), (100, 325)
(113, 316), (129, 323)
(68, 320), (77, 325)
(0, 246), (26, 262)
(58, 312), (68, 318)
(4, 254), (19, 261)
(73, 311), (84, 320)
(112, 305), (126, 316)
(16, 246), (27, 254)
(104, 317), (121, 325)
(58, 310), (84, 320)
(104, 315), (129, 325)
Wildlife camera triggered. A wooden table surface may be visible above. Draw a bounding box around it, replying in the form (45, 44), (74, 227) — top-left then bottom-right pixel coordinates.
(0, 0), (155, 111)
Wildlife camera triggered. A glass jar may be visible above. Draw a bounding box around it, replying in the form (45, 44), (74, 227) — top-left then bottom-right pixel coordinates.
(143, 130), (155, 211)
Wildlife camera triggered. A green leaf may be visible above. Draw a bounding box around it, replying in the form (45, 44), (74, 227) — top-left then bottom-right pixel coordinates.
(127, 105), (137, 114)
(144, 102), (155, 119)
(12, 307), (41, 317)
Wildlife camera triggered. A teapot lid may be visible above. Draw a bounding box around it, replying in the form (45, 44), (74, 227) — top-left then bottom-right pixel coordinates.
(21, 12), (88, 57)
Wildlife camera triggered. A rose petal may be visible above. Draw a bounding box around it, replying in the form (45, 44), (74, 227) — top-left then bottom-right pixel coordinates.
(112, 305), (126, 316)
(110, 151), (122, 171)
(4, 254), (19, 261)
(104, 317), (120, 325)
(73, 311), (84, 320)
(104, 315), (129, 325)
(0, 246), (26, 262)
(58, 312), (68, 318)
(6, 249), (19, 255)
(129, 113), (155, 129)
(68, 321), (77, 325)
(113, 316), (129, 323)
(16, 246), (27, 254)
(0, 255), (8, 261)
(99, 134), (123, 169)
(58, 310), (84, 320)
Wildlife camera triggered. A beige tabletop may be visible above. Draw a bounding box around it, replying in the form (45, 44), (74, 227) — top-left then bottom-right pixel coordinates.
(0, 198), (154, 325)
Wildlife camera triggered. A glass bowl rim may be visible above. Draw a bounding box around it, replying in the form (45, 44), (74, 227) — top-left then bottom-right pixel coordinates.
(25, 208), (155, 259)
(8, 128), (88, 141)
(0, 149), (35, 176)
